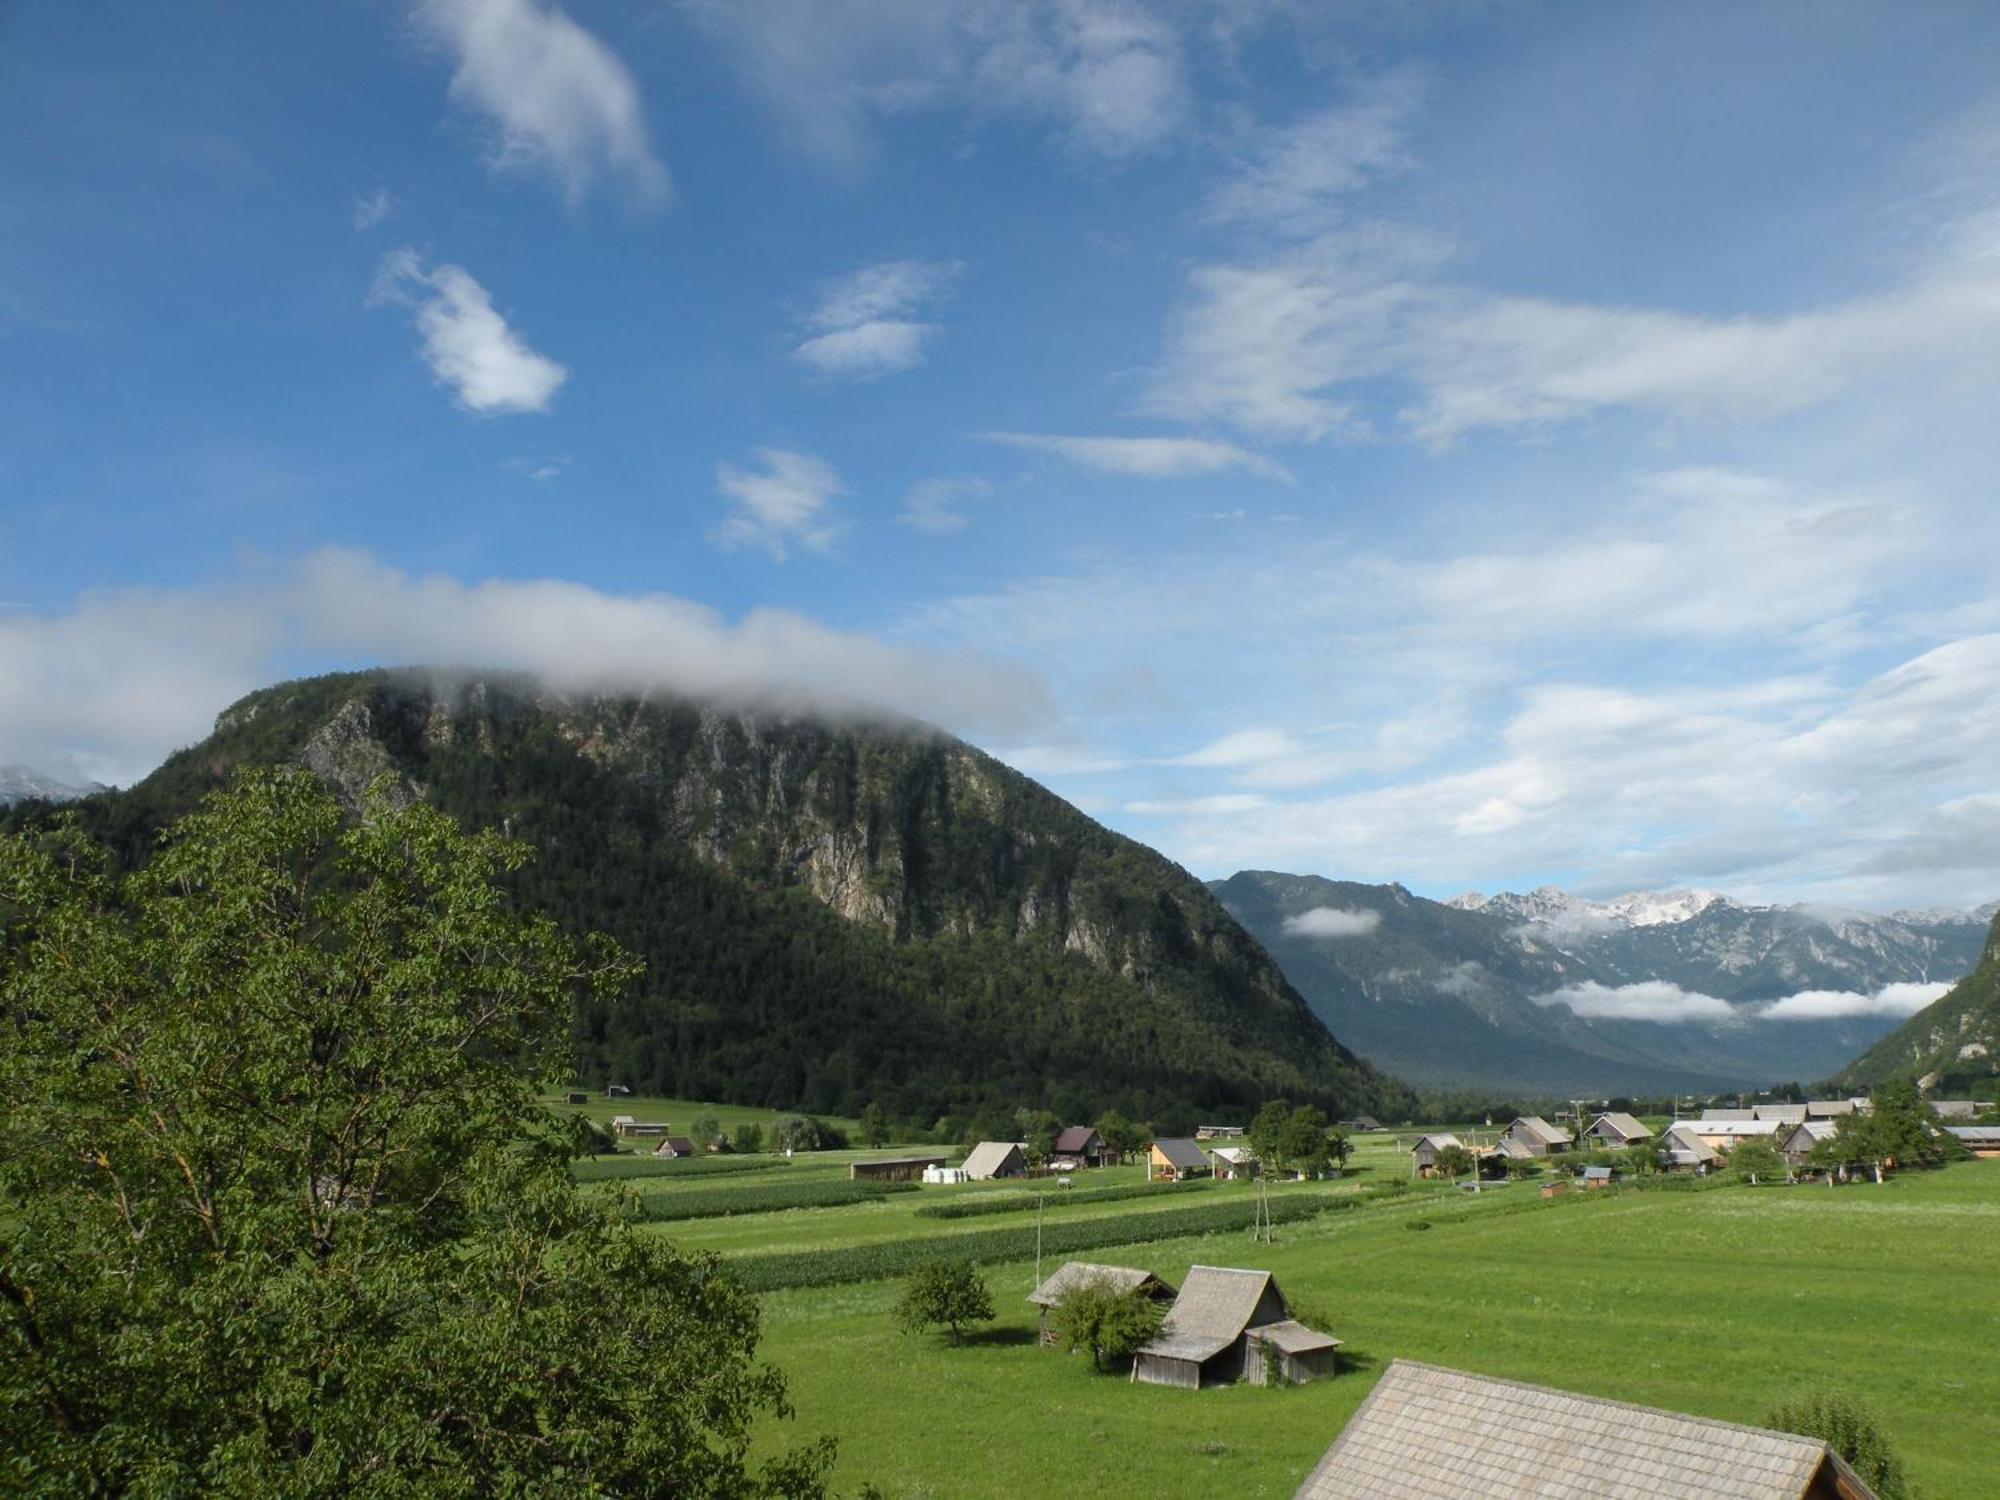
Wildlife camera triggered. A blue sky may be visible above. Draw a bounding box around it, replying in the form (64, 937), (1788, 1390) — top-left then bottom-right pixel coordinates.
(6, 1), (2000, 910)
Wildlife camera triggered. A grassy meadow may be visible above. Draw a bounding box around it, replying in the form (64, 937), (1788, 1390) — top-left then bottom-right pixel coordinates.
(571, 1120), (1999, 1498)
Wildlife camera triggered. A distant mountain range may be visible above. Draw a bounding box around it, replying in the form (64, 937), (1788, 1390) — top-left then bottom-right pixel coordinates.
(5, 670), (1412, 1125)
(0, 764), (105, 805)
(1214, 872), (1994, 1095)
(1834, 914), (2000, 1097)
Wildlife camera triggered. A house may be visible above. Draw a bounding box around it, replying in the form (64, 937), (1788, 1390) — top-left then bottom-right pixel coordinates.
(849, 1154), (946, 1183)
(1946, 1125), (2000, 1158)
(1195, 1124), (1246, 1141)
(1578, 1165), (1613, 1188)
(1051, 1126), (1111, 1169)
(1149, 1138), (1212, 1182)
(1806, 1099), (1860, 1119)
(652, 1136), (697, 1158)
(961, 1140), (1028, 1180)
(1678, 1117), (1783, 1152)
(1132, 1266), (1338, 1389)
(1702, 1106), (1757, 1121)
(1407, 1133), (1464, 1177)
(1497, 1116), (1572, 1156)
(614, 1115), (670, 1138)
(1780, 1119), (1840, 1164)
(1754, 1103), (1808, 1124)
(1660, 1125), (1720, 1172)
(1290, 1360), (1881, 1500)
(1025, 1261), (1175, 1346)
(1210, 1145), (1259, 1180)
(561, 1091), (589, 1105)
(1582, 1111), (1653, 1147)
(1928, 1099), (1992, 1119)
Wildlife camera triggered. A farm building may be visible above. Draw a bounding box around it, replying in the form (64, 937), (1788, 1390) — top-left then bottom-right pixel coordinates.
(562, 1091), (589, 1105)
(1582, 1111), (1652, 1147)
(1946, 1125), (2000, 1158)
(1025, 1261), (1175, 1346)
(1703, 1106), (1757, 1121)
(1497, 1116), (1572, 1156)
(1407, 1133), (1464, 1177)
(1578, 1165), (1614, 1188)
(1753, 1103), (1808, 1124)
(1195, 1124), (1246, 1140)
(1780, 1119), (1840, 1164)
(1132, 1266), (1337, 1389)
(849, 1154), (946, 1183)
(961, 1141), (1028, 1180)
(614, 1116), (671, 1138)
(1929, 1099), (1991, 1119)
(1290, 1360), (1882, 1500)
(1661, 1125), (1720, 1171)
(1807, 1099), (1864, 1119)
(1210, 1145), (1259, 1180)
(652, 1136), (697, 1158)
(1148, 1138), (1212, 1182)
(1680, 1117), (1784, 1152)
(1338, 1115), (1383, 1132)
(1051, 1126), (1112, 1169)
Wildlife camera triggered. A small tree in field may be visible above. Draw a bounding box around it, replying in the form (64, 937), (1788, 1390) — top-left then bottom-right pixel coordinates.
(1767, 1395), (1914, 1500)
(1433, 1144), (1475, 1182)
(859, 1102), (890, 1148)
(688, 1106), (724, 1151)
(1729, 1134), (1787, 1184)
(892, 1258), (994, 1347)
(1049, 1277), (1164, 1372)
(733, 1120), (766, 1155)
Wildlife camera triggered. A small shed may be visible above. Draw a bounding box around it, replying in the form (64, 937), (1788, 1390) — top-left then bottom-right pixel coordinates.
(1407, 1133), (1463, 1177)
(1291, 1360), (1882, 1500)
(1539, 1179), (1568, 1199)
(1578, 1165), (1613, 1189)
(961, 1141), (1028, 1180)
(1026, 1261), (1176, 1346)
(1148, 1138), (1212, 1182)
(562, 1091), (589, 1105)
(1132, 1266), (1336, 1389)
(849, 1154), (946, 1183)
(605, 1084), (632, 1097)
(1210, 1145), (1259, 1180)
(1780, 1120), (1839, 1164)
(1051, 1125), (1111, 1168)
(652, 1136), (697, 1158)
(1582, 1112), (1652, 1147)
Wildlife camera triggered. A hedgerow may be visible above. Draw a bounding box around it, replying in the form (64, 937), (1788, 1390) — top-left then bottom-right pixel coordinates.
(571, 1153), (792, 1182)
(632, 1178), (917, 1221)
(912, 1178), (1215, 1220)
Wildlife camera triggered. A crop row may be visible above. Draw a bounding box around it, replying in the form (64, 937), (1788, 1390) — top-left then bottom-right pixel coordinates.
(570, 1153), (793, 1183)
(727, 1190), (1358, 1292)
(632, 1178), (918, 1221)
(911, 1178), (1215, 1220)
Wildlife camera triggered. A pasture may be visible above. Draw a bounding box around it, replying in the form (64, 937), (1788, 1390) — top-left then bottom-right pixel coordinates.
(571, 1128), (1998, 1499)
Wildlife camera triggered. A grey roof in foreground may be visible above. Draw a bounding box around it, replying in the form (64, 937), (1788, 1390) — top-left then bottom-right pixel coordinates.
(1026, 1261), (1169, 1308)
(1292, 1360), (1876, 1500)
(1138, 1264), (1279, 1365)
(1151, 1137), (1211, 1171)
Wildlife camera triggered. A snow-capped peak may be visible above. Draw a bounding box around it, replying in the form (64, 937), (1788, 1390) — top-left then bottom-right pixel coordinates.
(1461, 885), (1726, 933)
(0, 764), (105, 806)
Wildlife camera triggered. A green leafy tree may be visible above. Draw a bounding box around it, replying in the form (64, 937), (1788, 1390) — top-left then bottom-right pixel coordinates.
(1249, 1098), (1294, 1175)
(1620, 1142), (1662, 1177)
(1324, 1127), (1353, 1174)
(1016, 1107), (1060, 1166)
(1094, 1108), (1149, 1163)
(891, 1258), (994, 1347)
(1048, 1278), (1165, 1373)
(733, 1121), (766, 1155)
(1729, 1134), (1787, 1183)
(689, 1107), (725, 1152)
(0, 769), (834, 1498)
(773, 1115), (821, 1154)
(1433, 1144), (1476, 1181)
(1767, 1395), (1914, 1500)
(859, 1103), (890, 1148)
(1281, 1105), (1332, 1178)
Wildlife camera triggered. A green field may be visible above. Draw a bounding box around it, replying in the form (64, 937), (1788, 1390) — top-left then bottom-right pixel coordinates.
(584, 1144), (1999, 1499)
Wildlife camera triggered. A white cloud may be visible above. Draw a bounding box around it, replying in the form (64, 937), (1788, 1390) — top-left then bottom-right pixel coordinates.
(794, 260), (960, 378)
(1201, 77), (1420, 238)
(1532, 980), (1737, 1024)
(899, 476), (992, 534)
(1282, 905), (1382, 939)
(691, 0), (1187, 172)
(414, 0), (668, 207)
(351, 189), (394, 231)
(0, 550), (1051, 785)
(373, 250), (567, 414)
(993, 743), (1133, 777)
(1125, 793), (1267, 817)
(1758, 982), (1951, 1022)
(981, 432), (1291, 482)
(1168, 728), (1305, 768)
(712, 448), (844, 559)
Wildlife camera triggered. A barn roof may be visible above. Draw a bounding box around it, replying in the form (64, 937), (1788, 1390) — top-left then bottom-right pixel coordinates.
(1508, 1116), (1572, 1144)
(1703, 1107), (1757, 1120)
(1210, 1146), (1258, 1165)
(1409, 1133), (1461, 1152)
(1146, 1265), (1280, 1350)
(1247, 1319), (1340, 1356)
(1806, 1099), (1858, 1117)
(1151, 1137), (1210, 1171)
(1026, 1261), (1170, 1308)
(961, 1140), (1024, 1177)
(1947, 1125), (2000, 1145)
(1753, 1104), (1807, 1123)
(1052, 1126), (1100, 1154)
(1662, 1126), (1721, 1164)
(1291, 1360), (1877, 1500)
(1589, 1112), (1651, 1140)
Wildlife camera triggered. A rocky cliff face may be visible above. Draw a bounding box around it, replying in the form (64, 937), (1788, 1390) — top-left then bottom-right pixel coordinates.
(1836, 915), (2000, 1094)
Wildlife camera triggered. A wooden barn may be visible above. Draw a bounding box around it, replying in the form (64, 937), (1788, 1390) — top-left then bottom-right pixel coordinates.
(1581, 1111), (1652, 1147)
(1148, 1138), (1212, 1182)
(1025, 1261), (1175, 1346)
(1132, 1266), (1338, 1389)
(652, 1136), (697, 1158)
(961, 1141), (1027, 1180)
(1497, 1116), (1572, 1156)
(848, 1154), (946, 1183)
(1407, 1133), (1463, 1177)
(1291, 1360), (1882, 1499)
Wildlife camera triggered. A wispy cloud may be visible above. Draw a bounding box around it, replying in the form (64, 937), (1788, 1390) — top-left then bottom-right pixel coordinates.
(372, 250), (567, 415)
(1125, 793), (1267, 817)
(351, 188), (394, 231)
(1759, 982), (1951, 1022)
(414, 0), (668, 207)
(712, 448), (844, 559)
(794, 260), (961, 378)
(899, 476), (992, 534)
(1281, 905), (1382, 939)
(1201, 76), (1421, 238)
(981, 432), (1291, 481)
(1532, 980), (1737, 1024)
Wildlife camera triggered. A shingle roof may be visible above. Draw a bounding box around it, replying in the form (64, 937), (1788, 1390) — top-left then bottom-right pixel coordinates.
(1139, 1264), (1279, 1365)
(1291, 1360), (1875, 1500)
(961, 1140), (1024, 1178)
(1052, 1126), (1100, 1154)
(1947, 1125), (2000, 1145)
(1703, 1107), (1757, 1120)
(1509, 1116), (1572, 1145)
(1247, 1319), (1340, 1356)
(1410, 1133), (1462, 1152)
(1806, 1099), (1857, 1117)
(1588, 1111), (1652, 1141)
(1026, 1261), (1170, 1308)
(1151, 1137), (1210, 1171)
(1753, 1104), (1808, 1123)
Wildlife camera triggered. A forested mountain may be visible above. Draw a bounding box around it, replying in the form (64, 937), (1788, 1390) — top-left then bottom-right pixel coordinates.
(1833, 914), (2000, 1094)
(1214, 871), (1992, 1095)
(15, 669), (1412, 1125)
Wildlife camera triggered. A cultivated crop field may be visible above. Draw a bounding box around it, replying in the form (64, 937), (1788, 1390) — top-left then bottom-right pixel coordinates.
(570, 1125), (1999, 1499)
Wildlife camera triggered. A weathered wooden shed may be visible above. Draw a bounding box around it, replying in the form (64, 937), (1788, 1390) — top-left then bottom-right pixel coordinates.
(1407, 1133), (1463, 1177)
(1025, 1261), (1176, 1346)
(562, 1091), (589, 1105)
(1582, 1111), (1652, 1147)
(848, 1154), (946, 1182)
(1291, 1360), (1882, 1500)
(1498, 1116), (1572, 1156)
(1133, 1266), (1337, 1389)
